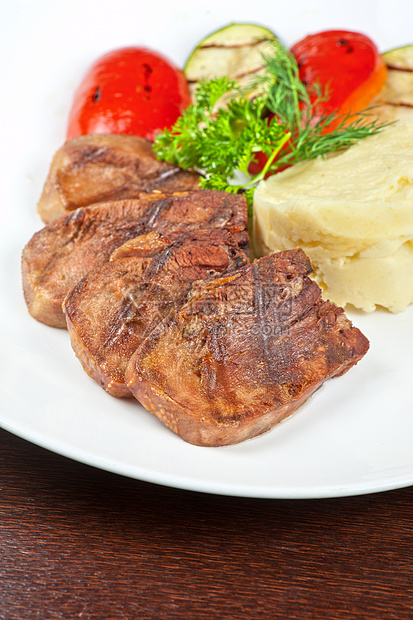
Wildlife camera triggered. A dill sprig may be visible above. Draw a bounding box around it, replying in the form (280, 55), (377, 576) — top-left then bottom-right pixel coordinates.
(153, 39), (389, 210)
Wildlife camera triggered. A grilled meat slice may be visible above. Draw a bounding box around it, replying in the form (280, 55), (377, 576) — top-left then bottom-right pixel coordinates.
(127, 188), (249, 254)
(63, 229), (248, 397)
(22, 190), (249, 328)
(37, 134), (200, 223)
(125, 249), (370, 446)
(22, 198), (152, 329)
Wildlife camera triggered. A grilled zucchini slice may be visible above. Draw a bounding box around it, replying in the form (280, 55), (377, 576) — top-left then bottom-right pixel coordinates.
(373, 44), (413, 119)
(184, 23), (278, 101)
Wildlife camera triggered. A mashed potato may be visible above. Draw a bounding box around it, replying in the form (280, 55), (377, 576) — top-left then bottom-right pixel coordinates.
(253, 120), (413, 312)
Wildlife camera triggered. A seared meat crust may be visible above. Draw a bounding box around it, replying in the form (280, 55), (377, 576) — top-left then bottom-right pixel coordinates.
(22, 190), (249, 328)
(37, 134), (200, 223)
(125, 249), (370, 446)
(63, 229), (248, 397)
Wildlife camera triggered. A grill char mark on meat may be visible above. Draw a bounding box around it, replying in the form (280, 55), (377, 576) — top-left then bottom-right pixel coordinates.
(22, 190), (249, 328)
(125, 249), (370, 446)
(37, 133), (201, 223)
(63, 229), (248, 397)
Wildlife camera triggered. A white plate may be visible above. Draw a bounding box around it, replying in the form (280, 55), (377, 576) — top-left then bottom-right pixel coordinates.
(1, 0), (413, 499)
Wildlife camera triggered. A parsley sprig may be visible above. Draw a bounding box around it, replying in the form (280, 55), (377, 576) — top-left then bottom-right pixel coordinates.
(153, 40), (388, 210)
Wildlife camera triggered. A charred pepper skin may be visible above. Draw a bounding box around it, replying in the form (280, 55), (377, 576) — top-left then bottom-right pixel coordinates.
(291, 30), (387, 120)
(66, 47), (191, 142)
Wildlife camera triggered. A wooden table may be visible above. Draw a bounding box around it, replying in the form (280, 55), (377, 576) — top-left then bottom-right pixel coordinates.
(1, 427), (412, 620)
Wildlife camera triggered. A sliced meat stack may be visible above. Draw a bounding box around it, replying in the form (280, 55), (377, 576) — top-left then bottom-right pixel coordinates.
(126, 249), (370, 446)
(22, 190), (249, 328)
(63, 229), (247, 397)
(22, 132), (371, 447)
(37, 134), (201, 223)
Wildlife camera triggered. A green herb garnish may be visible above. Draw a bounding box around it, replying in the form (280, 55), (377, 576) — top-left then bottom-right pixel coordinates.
(153, 40), (388, 211)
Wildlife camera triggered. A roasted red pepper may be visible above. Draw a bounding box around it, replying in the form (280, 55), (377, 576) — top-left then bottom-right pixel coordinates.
(66, 47), (191, 142)
(291, 30), (387, 121)
(249, 30), (387, 176)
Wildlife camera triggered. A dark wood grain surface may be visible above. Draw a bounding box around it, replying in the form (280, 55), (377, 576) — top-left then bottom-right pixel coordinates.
(1, 427), (412, 620)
